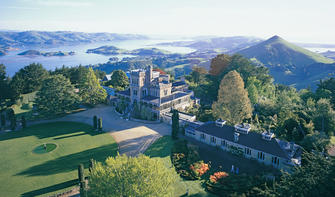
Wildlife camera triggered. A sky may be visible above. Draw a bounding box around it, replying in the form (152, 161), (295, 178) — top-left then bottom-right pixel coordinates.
(0, 0), (334, 43)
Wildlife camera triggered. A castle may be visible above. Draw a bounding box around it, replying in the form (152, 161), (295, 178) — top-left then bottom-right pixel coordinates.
(115, 66), (194, 119)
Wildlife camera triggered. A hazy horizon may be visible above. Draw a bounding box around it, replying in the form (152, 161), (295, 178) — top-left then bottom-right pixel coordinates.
(1, 0), (335, 44)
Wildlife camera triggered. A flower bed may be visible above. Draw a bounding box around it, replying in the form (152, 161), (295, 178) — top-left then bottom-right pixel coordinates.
(171, 140), (210, 180)
(190, 161), (210, 178)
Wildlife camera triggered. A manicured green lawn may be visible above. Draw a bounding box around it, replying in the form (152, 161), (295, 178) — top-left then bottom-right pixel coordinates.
(0, 122), (118, 197)
(144, 136), (215, 197)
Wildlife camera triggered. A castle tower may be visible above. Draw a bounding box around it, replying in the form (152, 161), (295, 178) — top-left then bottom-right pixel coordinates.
(145, 65), (153, 85)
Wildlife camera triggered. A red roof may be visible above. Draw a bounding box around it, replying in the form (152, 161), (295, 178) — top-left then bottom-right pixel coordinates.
(153, 68), (166, 75)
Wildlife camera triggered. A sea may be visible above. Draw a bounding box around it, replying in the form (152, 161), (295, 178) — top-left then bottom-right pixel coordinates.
(0, 39), (195, 76)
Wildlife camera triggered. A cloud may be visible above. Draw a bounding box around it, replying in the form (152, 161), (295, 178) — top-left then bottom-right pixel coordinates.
(39, 0), (92, 7)
(21, 0), (93, 7)
(0, 6), (39, 10)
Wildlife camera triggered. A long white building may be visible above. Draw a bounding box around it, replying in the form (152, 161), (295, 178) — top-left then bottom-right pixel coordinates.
(185, 119), (302, 171)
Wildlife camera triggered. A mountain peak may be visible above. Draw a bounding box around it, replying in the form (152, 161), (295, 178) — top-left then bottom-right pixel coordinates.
(268, 35), (284, 42)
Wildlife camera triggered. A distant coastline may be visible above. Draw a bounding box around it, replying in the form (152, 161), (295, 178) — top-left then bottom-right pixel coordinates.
(18, 50), (75, 57)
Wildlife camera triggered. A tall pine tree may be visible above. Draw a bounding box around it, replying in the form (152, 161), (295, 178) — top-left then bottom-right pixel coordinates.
(171, 109), (179, 139)
(212, 70), (252, 124)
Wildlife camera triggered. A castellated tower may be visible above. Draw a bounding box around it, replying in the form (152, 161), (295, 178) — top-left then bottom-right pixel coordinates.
(145, 65), (153, 85)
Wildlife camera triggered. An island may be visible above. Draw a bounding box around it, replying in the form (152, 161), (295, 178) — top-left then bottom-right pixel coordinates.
(18, 50), (75, 57)
(86, 45), (171, 56)
(86, 45), (128, 55)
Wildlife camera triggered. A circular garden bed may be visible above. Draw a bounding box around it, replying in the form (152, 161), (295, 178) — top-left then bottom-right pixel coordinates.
(33, 143), (57, 154)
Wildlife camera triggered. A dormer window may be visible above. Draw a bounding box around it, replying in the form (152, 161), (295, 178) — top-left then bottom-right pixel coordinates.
(215, 119), (226, 127)
(262, 131), (274, 141)
(234, 123), (251, 134)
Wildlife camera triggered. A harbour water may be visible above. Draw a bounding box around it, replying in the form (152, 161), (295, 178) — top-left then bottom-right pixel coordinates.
(0, 39), (195, 76)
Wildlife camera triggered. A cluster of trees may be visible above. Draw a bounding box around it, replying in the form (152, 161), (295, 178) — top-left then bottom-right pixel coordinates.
(104, 70), (129, 91)
(0, 63), (107, 119)
(186, 53), (335, 152)
(88, 154), (175, 197)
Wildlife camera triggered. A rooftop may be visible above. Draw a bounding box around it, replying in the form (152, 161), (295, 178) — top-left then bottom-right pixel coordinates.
(193, 122), (300, 159)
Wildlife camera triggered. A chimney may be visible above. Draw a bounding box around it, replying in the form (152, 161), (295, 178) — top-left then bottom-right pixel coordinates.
(234, 132), (240, 142)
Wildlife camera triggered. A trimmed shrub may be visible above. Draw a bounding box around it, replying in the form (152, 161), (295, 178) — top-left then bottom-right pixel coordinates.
(1, 114), (5, 127)
(93, 115), (97, 130)
(21, 116), (26, 128)
(10, 115), (16, 130)
(98, 118), (102, 131)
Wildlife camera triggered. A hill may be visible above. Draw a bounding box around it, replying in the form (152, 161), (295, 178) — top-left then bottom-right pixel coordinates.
(157, 36), (262, 52)
(86, 45), (128, 55)
(0, 31), (148, 47)
(237, 35), (334, 68)
(86, 46), (171, 56)
(18, 50), (75, 57)
(321, 50), (335, 60)
(236, 35), (335, 89)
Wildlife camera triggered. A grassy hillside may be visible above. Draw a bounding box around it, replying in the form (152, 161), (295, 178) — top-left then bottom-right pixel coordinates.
(237, 35), (334, 68)
(236, 36), (335, 89)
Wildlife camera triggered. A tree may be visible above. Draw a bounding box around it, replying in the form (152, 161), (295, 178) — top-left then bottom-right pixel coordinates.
(10, 63), (49, 95)
(209, 54), (231, 76)
(89, 158), (95, 173)
(300, 132), (330, 152)
(212, 70), (252, 124)
(35, 75), (80, 116)
(106, 70), (129, 91)
(314, 98), (335, 136)
(10, 114), (16, 130)
(98, 117), (102, 131)
(0, 64), (17, 111)
(0, 113), (5, 128)
(191, 66), (207, 83)
(88, 154), (175, 197)
(78, 67), (107, 105)
(172, 109), (179, 139)
(21, 116), (26, 129)
(78, 163), (86, 196)
(93, 115), (98, 130)
(273, 152), (335, 197)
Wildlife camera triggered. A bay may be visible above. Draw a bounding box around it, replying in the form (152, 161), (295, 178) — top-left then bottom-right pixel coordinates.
(0, 39), (195, 76)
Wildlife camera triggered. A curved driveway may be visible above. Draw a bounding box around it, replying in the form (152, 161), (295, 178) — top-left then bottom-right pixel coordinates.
(29, 105), (171, 156)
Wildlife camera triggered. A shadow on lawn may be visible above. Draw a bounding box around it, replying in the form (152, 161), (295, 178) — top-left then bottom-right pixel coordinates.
(21, 179), (78, 197)
(0, 121), (101, 142)
(17, 144), (118, 176)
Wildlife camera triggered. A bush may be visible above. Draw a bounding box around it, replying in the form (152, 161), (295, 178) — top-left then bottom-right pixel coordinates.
(98, 118), (102, 131)
(1, 114), (5, 127)
(93, 115), (97, 130)
(209, 171), (229, 183)
(171, 140), (208, 180)
(78, 164), (84, 183)
(10, 115), (16, 130)
(189, 161), (210, 178)
(21, 116), (26, 128)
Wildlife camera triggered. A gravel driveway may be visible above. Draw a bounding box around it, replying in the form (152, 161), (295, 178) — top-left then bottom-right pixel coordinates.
(29, 105), (171, 156)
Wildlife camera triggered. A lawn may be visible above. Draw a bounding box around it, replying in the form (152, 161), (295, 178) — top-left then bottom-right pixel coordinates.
(144, 136), (215, 197)
(0, 121), (118, 197)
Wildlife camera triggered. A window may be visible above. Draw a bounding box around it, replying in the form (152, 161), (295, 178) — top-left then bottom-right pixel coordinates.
(186, 129), (195, 136)
(210, 136), (216, 143)
(164, 90), (168, 96)
(245, 148), (251, 155)
(200, 133), (206, 139)
(133, 90), (137, 96)
(272, 157), (280, 165)
(221, 140), (226, 147)
(258, 152), (265, 160)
